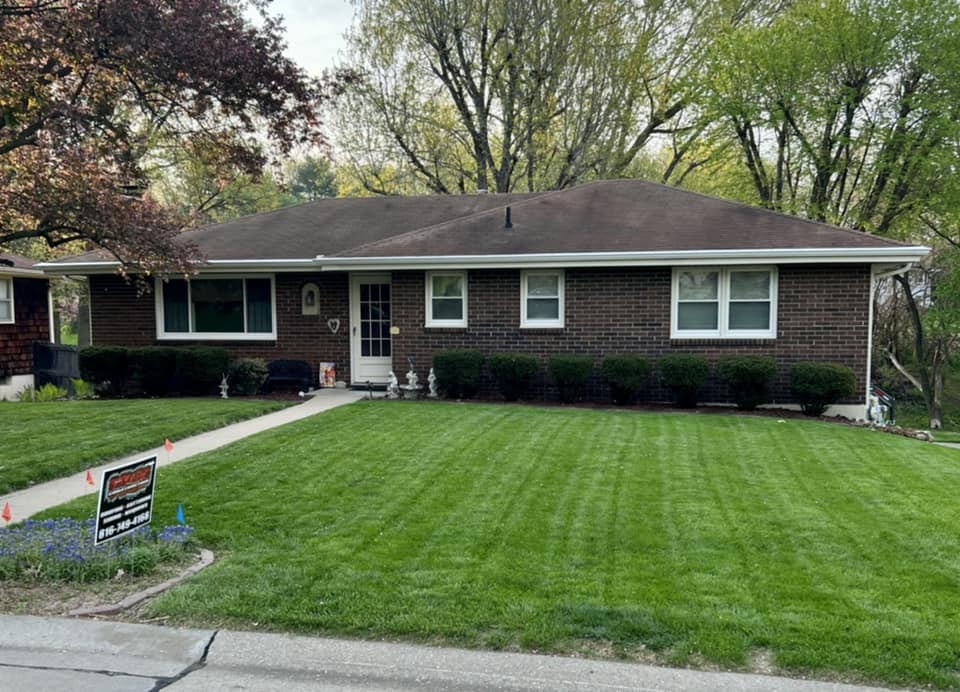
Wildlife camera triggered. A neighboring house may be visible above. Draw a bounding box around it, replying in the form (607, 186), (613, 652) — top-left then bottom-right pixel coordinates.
(40, 180), (928, 416)
(0, 253), (52, 400)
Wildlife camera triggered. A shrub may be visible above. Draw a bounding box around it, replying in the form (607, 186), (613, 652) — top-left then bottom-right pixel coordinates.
(78, 346), (129, 396)
(228, 358), (269, 395)
(17, 383), (68, 402)
(70, 379), (98, 400)
(790, 362), (856, 416)
(658, 353), (710, 408)
(175, 347), (231, 396)
(600, 355), (651, 405)
(548, 354), (593, 403)
(488, 353), (539, 401)
(128, 347), (178, 397)
(718, 355), (777, 411)
(433, 350), (484, 399)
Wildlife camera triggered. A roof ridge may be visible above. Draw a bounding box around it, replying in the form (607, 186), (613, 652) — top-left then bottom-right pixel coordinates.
(328, 190), (557, 257)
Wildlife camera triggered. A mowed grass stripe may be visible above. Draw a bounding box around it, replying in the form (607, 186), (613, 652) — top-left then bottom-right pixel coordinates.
(0, 399), (290, 494)
(36, 401), (960, 688)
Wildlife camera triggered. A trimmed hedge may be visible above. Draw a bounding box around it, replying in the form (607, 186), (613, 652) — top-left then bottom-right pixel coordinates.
(718, 355), (777, 411)
(658, 353), (710, 408)
(228, 358), (269, 396)
(433, 350), (483, 399)
(790, 362), (857, 416)
(600, 355), (651, 406)
(78, 345), (232, 398)
(548, 354), (593, 403)
(78, 346), (129, 397)
(488, 353), (539, 401)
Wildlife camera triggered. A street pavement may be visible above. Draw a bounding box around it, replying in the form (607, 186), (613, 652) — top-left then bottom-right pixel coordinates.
(0, 390), (912, 692)
(0, 616), (904, 692)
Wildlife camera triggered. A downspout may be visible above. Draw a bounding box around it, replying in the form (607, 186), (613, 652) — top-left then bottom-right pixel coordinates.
(47, 283), (55, 343)
(866, 262), (915, 417)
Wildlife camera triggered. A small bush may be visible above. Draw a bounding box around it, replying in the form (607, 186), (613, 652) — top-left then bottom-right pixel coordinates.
(488, 353), (539, 401)
(790, 362), (857, 416)
(17, 383), (68, 402)
(433, 350), (484, 399)
(128, 347), (178, 397)
(228, 358), (269, 395)
(601, 355), (651, 405)
(175, 347), (231, 396)
(78, 346), (129, 396)
(718, 355), (777, 411)
(548, 354), (593, 403)
(70, 379), (98, 400)
(658, 353), (710, 408)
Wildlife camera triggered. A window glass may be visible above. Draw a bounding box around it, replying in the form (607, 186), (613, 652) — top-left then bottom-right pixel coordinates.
(192, 279), (243, 332)
(162, 279), (189, 332)
(427, 273), (466, 325)
(527, 274), (559, 297)
(246, 278), (273, 332)
(729, 302), (770, 330)
(678, 303), (719, 330)
(0, 278), (11, 322)
(678, 271), (719, 300)
(730, 271), (770, 300)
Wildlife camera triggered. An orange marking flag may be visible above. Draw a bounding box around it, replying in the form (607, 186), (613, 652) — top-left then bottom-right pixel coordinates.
(1, 502), (11, 524)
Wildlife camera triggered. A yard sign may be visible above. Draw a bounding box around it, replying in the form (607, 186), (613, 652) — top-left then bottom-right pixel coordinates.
(94, 455), (157, 545)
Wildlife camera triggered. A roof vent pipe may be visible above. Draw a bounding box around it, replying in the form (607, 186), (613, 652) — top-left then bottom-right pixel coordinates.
(504, 206), (513, 229)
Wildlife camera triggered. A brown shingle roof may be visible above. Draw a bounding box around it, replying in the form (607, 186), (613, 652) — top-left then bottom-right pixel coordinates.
(44, 180), (921, 269)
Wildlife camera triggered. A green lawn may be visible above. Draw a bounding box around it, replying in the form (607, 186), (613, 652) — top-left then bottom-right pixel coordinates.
(0, 398), (290, 494)
(43, 402), (960, 688)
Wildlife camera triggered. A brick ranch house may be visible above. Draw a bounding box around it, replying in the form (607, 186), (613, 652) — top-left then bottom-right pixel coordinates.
(41, 180), (928, 417)
(0, 253), (52, 400)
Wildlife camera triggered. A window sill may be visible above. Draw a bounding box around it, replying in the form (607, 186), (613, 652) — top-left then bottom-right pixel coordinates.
(670, 337), (776, 346)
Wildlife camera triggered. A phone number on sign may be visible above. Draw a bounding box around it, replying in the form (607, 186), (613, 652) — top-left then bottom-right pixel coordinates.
(98, 511), (151, 540)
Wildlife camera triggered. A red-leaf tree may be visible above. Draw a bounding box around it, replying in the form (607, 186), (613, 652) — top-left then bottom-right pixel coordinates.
(0, 0), (349, 273)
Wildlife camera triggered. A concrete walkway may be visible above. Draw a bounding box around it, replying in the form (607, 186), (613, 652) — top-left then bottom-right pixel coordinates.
(0, 388), (367, 523)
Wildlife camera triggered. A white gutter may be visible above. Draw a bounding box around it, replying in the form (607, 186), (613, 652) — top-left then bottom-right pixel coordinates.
(36, 258), (319, 275)
(865, 261), (916, 415)
(0, 266), (47, 278)
(315, 246), (930, 271)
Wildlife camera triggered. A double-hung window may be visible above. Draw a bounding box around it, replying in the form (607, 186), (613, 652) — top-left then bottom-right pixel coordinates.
(425, 272), (467, 327)
(0, 278), (13, 324)
(157, 276), (276, 340)
(521, 270), (564, 328)
(672, 267), (776, 338)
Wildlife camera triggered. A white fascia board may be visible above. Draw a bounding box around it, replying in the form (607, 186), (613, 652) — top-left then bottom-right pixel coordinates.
(315, 246), (931, 271)
(0, 267), (47, 279)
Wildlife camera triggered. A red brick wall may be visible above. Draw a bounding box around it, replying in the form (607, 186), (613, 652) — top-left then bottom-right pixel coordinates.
(392, 265), (870, 404)
(89, 273), (351, 386)
(0, 277), (50, 377)
(89, 265), (870, 403)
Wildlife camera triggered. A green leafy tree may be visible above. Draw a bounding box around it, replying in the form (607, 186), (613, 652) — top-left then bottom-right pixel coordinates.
(336, 0), (770, 194)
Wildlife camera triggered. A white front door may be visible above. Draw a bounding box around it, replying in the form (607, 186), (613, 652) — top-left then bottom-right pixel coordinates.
(350, 274), (393, 385)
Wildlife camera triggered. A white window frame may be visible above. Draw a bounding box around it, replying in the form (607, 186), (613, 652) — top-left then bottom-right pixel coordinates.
(0, 277), (13, 325)
(521, 270), (565, 329)
(425, 271), (468, 328)
(671, 266), (777, 339)
(155, 275), (277, 341)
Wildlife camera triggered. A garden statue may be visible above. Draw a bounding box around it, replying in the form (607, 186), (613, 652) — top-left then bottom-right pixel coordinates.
(387, 371), (399, 398)
(406, 367), (418, 389)
(219, 374), (229, 399)
(428, 368), (438, 398)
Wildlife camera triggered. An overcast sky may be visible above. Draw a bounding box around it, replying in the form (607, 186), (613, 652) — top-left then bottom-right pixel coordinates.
(266, 0), (356, 76)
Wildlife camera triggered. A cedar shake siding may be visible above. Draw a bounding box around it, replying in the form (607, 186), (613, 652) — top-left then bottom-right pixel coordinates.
(89, 265), (869, 404)
(89, 274), (352, 386)
(0, 277), (49, 377)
